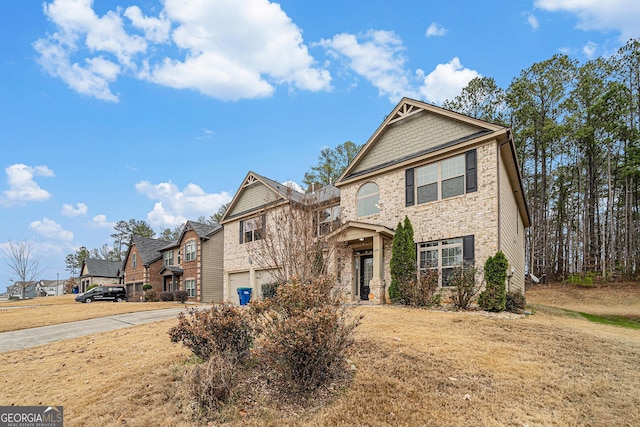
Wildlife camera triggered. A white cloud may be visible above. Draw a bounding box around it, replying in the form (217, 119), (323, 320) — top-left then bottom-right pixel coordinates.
(1, 164), (54, 206)
(29, 217), (74, 241)
(418, 57), (480, 105)
(35, 0), (331, 102)
(62, 202), (88, 216)
(582, 41), (598, 58)
(88, 214), (115, 228)
(425, 22), (448, 37)
(319, 30), (418, 102)
(526, 13), (539, 30)
(282, 180), (304, 193)
(535, 0), (640, 41)
(135, 180), (232, 228)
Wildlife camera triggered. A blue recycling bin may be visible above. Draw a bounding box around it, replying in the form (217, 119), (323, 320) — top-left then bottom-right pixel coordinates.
(237, 287), (252, 305)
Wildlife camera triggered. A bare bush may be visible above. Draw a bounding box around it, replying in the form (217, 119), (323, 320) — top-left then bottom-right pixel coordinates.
(449, 265), (482, 310)
(185, 351), (238, 417)
(168, 305), (255, 362)
(402, 269), (441, 307)
(253, 277), (361, 393)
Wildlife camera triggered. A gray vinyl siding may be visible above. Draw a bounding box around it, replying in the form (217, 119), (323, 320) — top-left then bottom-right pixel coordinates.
(228, 182), (278, 217)
(201, 230), (224, 303)
(351, 111), (483, 175)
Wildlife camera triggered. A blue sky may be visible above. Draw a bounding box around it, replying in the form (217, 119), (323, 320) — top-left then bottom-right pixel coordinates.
(1, 0), (639, 288)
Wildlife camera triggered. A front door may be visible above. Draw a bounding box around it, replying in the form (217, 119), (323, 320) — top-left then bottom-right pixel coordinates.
(360, 255), (373, 300)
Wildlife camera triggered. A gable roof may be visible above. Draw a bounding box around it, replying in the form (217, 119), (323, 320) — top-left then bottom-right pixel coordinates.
(130, 235), (173, 266)
(221, 171), (305, 223)
(336, 97), (530, 226)
(337, 97), (505, 183)
(81, 258), (121, 278)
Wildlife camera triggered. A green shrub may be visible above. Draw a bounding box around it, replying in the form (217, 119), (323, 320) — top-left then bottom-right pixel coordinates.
(390, 217), (416, 303)
(160, 291), (174, 301)
(506, 290), (526, 313)
(449, 265), (482, 310)
(174, 290), (188, 303)
(261, 282), (280, 299)
(567, 272), (597, 288)
(478, 251), (508, 312)
(253, 276), (361, 393)
(168, 305), (255, 362)
(142, 284), (153, 291)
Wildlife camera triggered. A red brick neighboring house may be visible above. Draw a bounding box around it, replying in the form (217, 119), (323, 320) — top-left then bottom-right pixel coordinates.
(159, 220), (224, 303)
(122, 235), (172, 301)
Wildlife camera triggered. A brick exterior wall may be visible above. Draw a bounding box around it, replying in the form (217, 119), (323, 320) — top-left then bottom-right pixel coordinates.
(338, 140), (501, 302)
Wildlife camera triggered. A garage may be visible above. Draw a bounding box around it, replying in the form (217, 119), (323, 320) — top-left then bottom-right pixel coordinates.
(228, 271), (251, 305)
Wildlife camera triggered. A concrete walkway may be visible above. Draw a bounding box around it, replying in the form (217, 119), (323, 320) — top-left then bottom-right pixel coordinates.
(0, 307), (189, 353)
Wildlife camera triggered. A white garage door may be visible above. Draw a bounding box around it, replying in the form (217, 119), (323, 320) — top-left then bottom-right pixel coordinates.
(228, 272), (251, 305)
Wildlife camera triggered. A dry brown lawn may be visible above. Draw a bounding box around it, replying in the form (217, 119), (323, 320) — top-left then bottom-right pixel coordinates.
(0, 295), (195, 332)
(0, 285), (639, 426)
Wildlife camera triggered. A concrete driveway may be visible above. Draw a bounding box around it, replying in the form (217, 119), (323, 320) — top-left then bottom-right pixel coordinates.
(0, 307), (189, 352)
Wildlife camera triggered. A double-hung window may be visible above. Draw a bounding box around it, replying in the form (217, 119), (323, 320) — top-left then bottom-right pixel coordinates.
(185, 279), (196, 297)
(315, 205), (341, 235)
(418, 236), (474, 286)
(163, 251), (173, 266)
(406, 149), (477, 206)
(239, 215), (265, 243)
(185, 241), (196, 261)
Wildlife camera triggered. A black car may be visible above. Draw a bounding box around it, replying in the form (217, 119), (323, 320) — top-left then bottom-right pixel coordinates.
(75, 286), (127, 303)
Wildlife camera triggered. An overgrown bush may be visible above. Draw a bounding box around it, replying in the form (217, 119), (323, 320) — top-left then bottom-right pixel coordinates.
(160, 291), (174, 301)
(400, 269), (441, 307)
(566, 272), (599, 288)
(261, 282), (280, 299)
(143, 284), (153, 291)
(185, 351), (238, 417)
(478, 251), (508, 312)
(252, 276), (361, 393)
(174, 290), (188, 303)
(506, 290), (526, 313)
(168, 305), (255, 362)
(448, 265), (482, 310)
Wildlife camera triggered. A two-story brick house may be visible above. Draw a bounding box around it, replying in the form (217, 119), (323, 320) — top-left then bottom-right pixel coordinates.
(159, 220), (224, 303)
(122, 235), (171, 300)
(333, 97), (530, 302)
(220, 98), (529, 305)
(219, 172), (340, 304)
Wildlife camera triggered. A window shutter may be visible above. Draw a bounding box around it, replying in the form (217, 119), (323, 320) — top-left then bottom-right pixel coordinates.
(261, 214), (266, 237)
(239, 220), (244, 244)
(463, 235), (474, 265)
(405, 168), (415, 207)
(465, 149), (477, 193)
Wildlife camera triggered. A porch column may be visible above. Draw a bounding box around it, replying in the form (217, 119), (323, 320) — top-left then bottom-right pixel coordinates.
(369, 234), (385, 303)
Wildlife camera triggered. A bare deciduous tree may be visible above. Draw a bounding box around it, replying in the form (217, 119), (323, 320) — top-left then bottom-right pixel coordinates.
(3, 240), (43, 299)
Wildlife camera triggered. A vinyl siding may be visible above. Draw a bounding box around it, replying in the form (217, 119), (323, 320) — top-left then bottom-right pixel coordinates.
(228, 182), (278, 217)
(201, 230), (224, 303)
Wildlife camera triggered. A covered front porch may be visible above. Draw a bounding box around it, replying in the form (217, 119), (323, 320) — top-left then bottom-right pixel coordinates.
(330, 221), (394, 304)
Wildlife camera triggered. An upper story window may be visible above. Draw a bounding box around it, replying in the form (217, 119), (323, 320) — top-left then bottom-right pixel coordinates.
(406, 149), (477, 207)
(315, 205), (341, 236)
(132, 253), (137, 269)
(356, 182), (379, 217)
(239, 215), (265, 244)
(163, 250), (174, 267)
(185, 241), (197, 261)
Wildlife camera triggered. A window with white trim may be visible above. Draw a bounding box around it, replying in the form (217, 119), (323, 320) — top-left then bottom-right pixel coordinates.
(185, 241), (196, 261)
(163, 251), (173, 266)
(185, 279), (196, 297)
(356, 182), (379, 217)
(416, 154), (465, 203)
(315, 205), (341, 236)
(419, 238), (463, 286)
(241, 216), (264, 243)
(132, 253), (137, 269)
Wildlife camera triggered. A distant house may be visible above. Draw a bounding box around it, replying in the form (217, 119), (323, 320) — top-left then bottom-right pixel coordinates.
(7, 282), (37, 299)
(122, 235), (172, 300)
(159, 220), (224, 303)
(36, 279), (65, 296)
(79, 258), (123, 293)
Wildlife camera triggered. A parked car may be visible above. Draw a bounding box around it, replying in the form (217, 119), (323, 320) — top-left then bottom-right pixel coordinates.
(75, 286), (127, 303)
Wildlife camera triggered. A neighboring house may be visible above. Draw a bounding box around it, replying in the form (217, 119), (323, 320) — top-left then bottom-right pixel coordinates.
(36, 279), (65, 296)
(7, 282), (37, 299)
(332, 97), (530, 302)
(220, 172), (340, 304)
(122, 235), (172, 300)
(159, 220), (224, 303)
(79, 259), (123, 293)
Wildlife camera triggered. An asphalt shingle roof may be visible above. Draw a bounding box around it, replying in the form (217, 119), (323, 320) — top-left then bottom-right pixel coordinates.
(84, 259), (122, 278)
